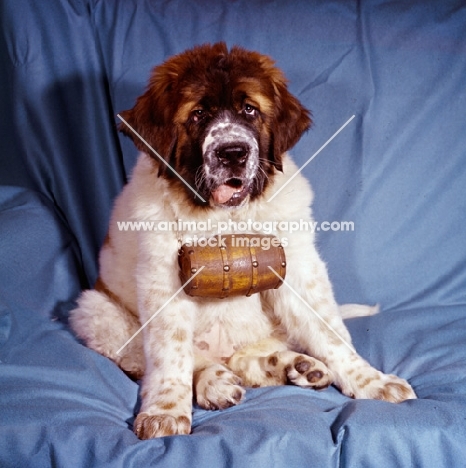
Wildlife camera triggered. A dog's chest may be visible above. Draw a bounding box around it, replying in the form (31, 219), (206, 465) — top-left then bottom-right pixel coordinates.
(192, 295), (272, 363)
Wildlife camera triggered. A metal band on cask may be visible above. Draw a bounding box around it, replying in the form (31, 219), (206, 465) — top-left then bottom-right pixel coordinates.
(178, 234), (286, 298)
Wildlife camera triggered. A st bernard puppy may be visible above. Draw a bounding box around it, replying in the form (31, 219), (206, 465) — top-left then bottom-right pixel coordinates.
(70, 42), (416, 439)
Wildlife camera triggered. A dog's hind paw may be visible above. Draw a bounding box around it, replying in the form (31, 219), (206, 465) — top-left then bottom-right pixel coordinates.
(195, 364), (245, 410)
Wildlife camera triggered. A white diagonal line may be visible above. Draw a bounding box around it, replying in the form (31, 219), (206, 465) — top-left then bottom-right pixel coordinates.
(116, 266), (205, 355)
(117, 114), (206, 203)
(268, 266), (356, 353)
(267, 115), (356, 203)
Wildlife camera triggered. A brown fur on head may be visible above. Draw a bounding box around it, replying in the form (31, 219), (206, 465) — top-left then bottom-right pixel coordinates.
(119, 42), (311, 206)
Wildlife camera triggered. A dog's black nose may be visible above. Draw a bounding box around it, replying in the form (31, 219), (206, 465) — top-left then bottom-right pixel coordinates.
(216, 145), (248, 165)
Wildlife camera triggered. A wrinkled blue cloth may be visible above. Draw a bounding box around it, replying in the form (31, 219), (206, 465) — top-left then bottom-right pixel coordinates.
(0, 0), (465, 466)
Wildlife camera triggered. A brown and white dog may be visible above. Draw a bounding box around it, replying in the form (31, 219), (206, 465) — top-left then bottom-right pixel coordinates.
(70, 42), (416, 439)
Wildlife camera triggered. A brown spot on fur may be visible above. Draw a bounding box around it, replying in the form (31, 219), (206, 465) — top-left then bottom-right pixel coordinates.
(176, 415), (191, 433)
(216, 370), (226, 377)
(360, 377), (374, 388)
(160, 401), (177, 411)
(172, 328), (187, 342)
(195, 341), (209, 351)
(268, 355), (278, 366)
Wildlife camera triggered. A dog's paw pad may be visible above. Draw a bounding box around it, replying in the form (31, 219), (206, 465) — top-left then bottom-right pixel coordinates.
(287, 355), (332, 390)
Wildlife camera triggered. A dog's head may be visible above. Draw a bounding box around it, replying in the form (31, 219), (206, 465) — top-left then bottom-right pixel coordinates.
(119, 42), (311, 208)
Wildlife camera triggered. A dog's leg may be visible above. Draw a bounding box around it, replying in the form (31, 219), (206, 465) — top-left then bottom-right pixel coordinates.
(117, 229), (199, 440)
(132, 296), (196, 439)
(266, 249), (417, 403)
(227, 338), (331, 389)
(193, 355), (245, 410)
(69, 289), (144, 379)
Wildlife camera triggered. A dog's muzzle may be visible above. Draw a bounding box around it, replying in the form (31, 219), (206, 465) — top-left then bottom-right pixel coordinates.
(202, 116), (259, 207)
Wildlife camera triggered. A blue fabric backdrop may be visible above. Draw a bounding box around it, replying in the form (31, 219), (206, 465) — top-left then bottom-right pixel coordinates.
(0, 0), (465, 466)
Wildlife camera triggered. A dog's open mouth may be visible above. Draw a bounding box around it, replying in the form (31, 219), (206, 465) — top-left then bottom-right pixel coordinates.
(211, 178), (249, 207)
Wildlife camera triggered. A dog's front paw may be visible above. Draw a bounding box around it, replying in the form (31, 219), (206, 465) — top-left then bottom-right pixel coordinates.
(134, 412), (191, 439)
(347, 370), (417, 403)
(195, 364), (245, 410)
(286, 355), (332, 390)
(367, 373), (417, 402)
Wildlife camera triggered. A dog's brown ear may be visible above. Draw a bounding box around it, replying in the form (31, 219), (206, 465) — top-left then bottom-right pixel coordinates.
(268, 70), (312, 171)
(118, 62), (179, 174)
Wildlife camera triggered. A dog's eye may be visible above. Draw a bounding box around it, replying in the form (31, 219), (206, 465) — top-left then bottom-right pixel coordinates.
(192, 109), (205, 122)
(243, 104), (257, 117)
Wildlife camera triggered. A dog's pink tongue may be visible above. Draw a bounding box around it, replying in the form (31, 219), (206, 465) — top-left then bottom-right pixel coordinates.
(212, 184), (239, 204)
